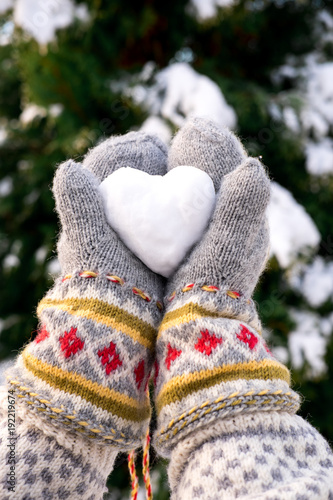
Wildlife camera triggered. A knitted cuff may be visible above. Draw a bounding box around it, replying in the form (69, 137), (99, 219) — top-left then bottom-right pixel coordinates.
(168, 412), (333, 500)
(0, 412), (117, 499)
(154, 288), (300, 456)
(165, 281), (262, 333)
(7, 270), (163, 450)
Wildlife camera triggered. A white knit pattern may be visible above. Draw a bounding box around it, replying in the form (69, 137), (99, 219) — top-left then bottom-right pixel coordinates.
(169, 412), (333, 499)
(0, 411), (117, 500)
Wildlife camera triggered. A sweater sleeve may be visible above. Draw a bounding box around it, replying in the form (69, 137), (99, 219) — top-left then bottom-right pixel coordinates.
(0, 267), (161, 499)
(6, 271), (155, 449)
(0, 399), (118, 500)
(153, 304), (333, 499)
(168, 411), (333, 500)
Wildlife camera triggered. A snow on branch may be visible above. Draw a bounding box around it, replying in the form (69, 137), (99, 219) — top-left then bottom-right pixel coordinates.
(189, 0), (236, 21)
(267, 182), (320, 269)
(2, 0), (89, 45)
(125, 62), (237, 138)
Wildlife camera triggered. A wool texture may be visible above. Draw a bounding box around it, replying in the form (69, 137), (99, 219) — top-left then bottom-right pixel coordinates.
(82, 131), (168, 184)
(169, 412), (333, 499)
(168, 116), (247, 191)
(0, 406), (117, 499)
(154, 118), (299, 457)
(6, 132), (167, 450)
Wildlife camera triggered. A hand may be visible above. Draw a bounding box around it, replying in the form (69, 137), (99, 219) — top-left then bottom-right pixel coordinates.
(166, 117), (270, 329)
(154, 118), (298, 456)
(54, 132), (168, 297)
(8, 132), (169, 451)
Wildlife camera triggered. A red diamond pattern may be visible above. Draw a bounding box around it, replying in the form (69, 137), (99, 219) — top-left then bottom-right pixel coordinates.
(35, 325), (50, 344)
(134, 360), (145, 390)
(195, 329), (223, 356)
(236, 324), (258, 350)
(59, 327), (84, 358)
(97, 341), (122, 375)
(165, 343), (182, 370)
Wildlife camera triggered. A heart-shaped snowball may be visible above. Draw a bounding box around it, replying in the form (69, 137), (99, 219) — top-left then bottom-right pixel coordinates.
(99, 166), (215, 277)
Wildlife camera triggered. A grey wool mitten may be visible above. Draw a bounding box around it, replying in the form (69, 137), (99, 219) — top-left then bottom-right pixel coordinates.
(6, 132), (167, 451)
(154, 117), (300, 456)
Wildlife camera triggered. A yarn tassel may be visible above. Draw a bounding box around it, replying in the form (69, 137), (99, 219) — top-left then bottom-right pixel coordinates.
(128, 449), (139, 500)
(128, 427), (152, 500)
(143, 427), (152, 500)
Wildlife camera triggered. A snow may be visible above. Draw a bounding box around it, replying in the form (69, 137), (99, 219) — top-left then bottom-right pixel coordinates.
(1, 0), (91, 45)
(318, 9), (333, 32)
(288, 257), (333, 307)
(3, 254), (19, 270)
(99, 166), (216, 278)
(270, 8), (333, 178)
(173, 47), (194, 64)
(304, 62), (333, 136)
(306, 139), (333, 176)
(302, 61), (333, 175)
(127, 63), (237, 131)
(272, 37), (333, 177)
(289, 309), (333, 378)
(154, 63), (237, 129)
(47, 257), (61, 277)
(0, 20), (14, 45)
(270, 345), (289, 365)
(0, 127), (7, 145)
(282, 106), (300, 134)
(271, 60), (299, 85)
(20, 103), (64, 125)
(13, 0), (75, 45)
(267, 182), (320, 268)
(3, 241), (22, 271)
(0, 0), (13, 14)
(74, 3), (90, 23)
(302, 108), (329, 140)
(0, 176), (13, 197)
(35, 246), (48, 264)
(140, 116), (172, 145)
(190, 0), (236, 20)
(49, 103), (64, 117)
(20, 103), (47, 124)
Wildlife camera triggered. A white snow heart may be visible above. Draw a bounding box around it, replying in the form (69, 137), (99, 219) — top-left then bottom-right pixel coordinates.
(99, 166), (216, 278)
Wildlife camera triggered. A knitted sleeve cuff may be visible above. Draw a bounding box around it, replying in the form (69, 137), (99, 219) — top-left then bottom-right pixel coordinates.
(6, 270), (163, 450)
(0, 409), (118, 499)
(153, 289), (300, 456)
(167, 412), (333, 499)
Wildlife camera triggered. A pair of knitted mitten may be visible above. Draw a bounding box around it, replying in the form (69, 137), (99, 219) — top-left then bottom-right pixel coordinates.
(3, 118), (332, 500)
(6, 132), (167, 450)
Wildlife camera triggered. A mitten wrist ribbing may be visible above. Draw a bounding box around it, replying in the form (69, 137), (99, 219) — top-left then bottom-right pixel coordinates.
(164, 282), (262, 333)
(154, 289), (300, 457)
(7, 270), (163, 450)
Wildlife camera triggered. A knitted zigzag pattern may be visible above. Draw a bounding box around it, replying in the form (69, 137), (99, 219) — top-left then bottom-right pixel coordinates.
(154, 288), (300, 456)
(7, 271), (162, 449)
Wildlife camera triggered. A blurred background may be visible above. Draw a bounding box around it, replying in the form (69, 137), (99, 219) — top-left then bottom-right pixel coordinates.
(0, 0), (333, 497)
